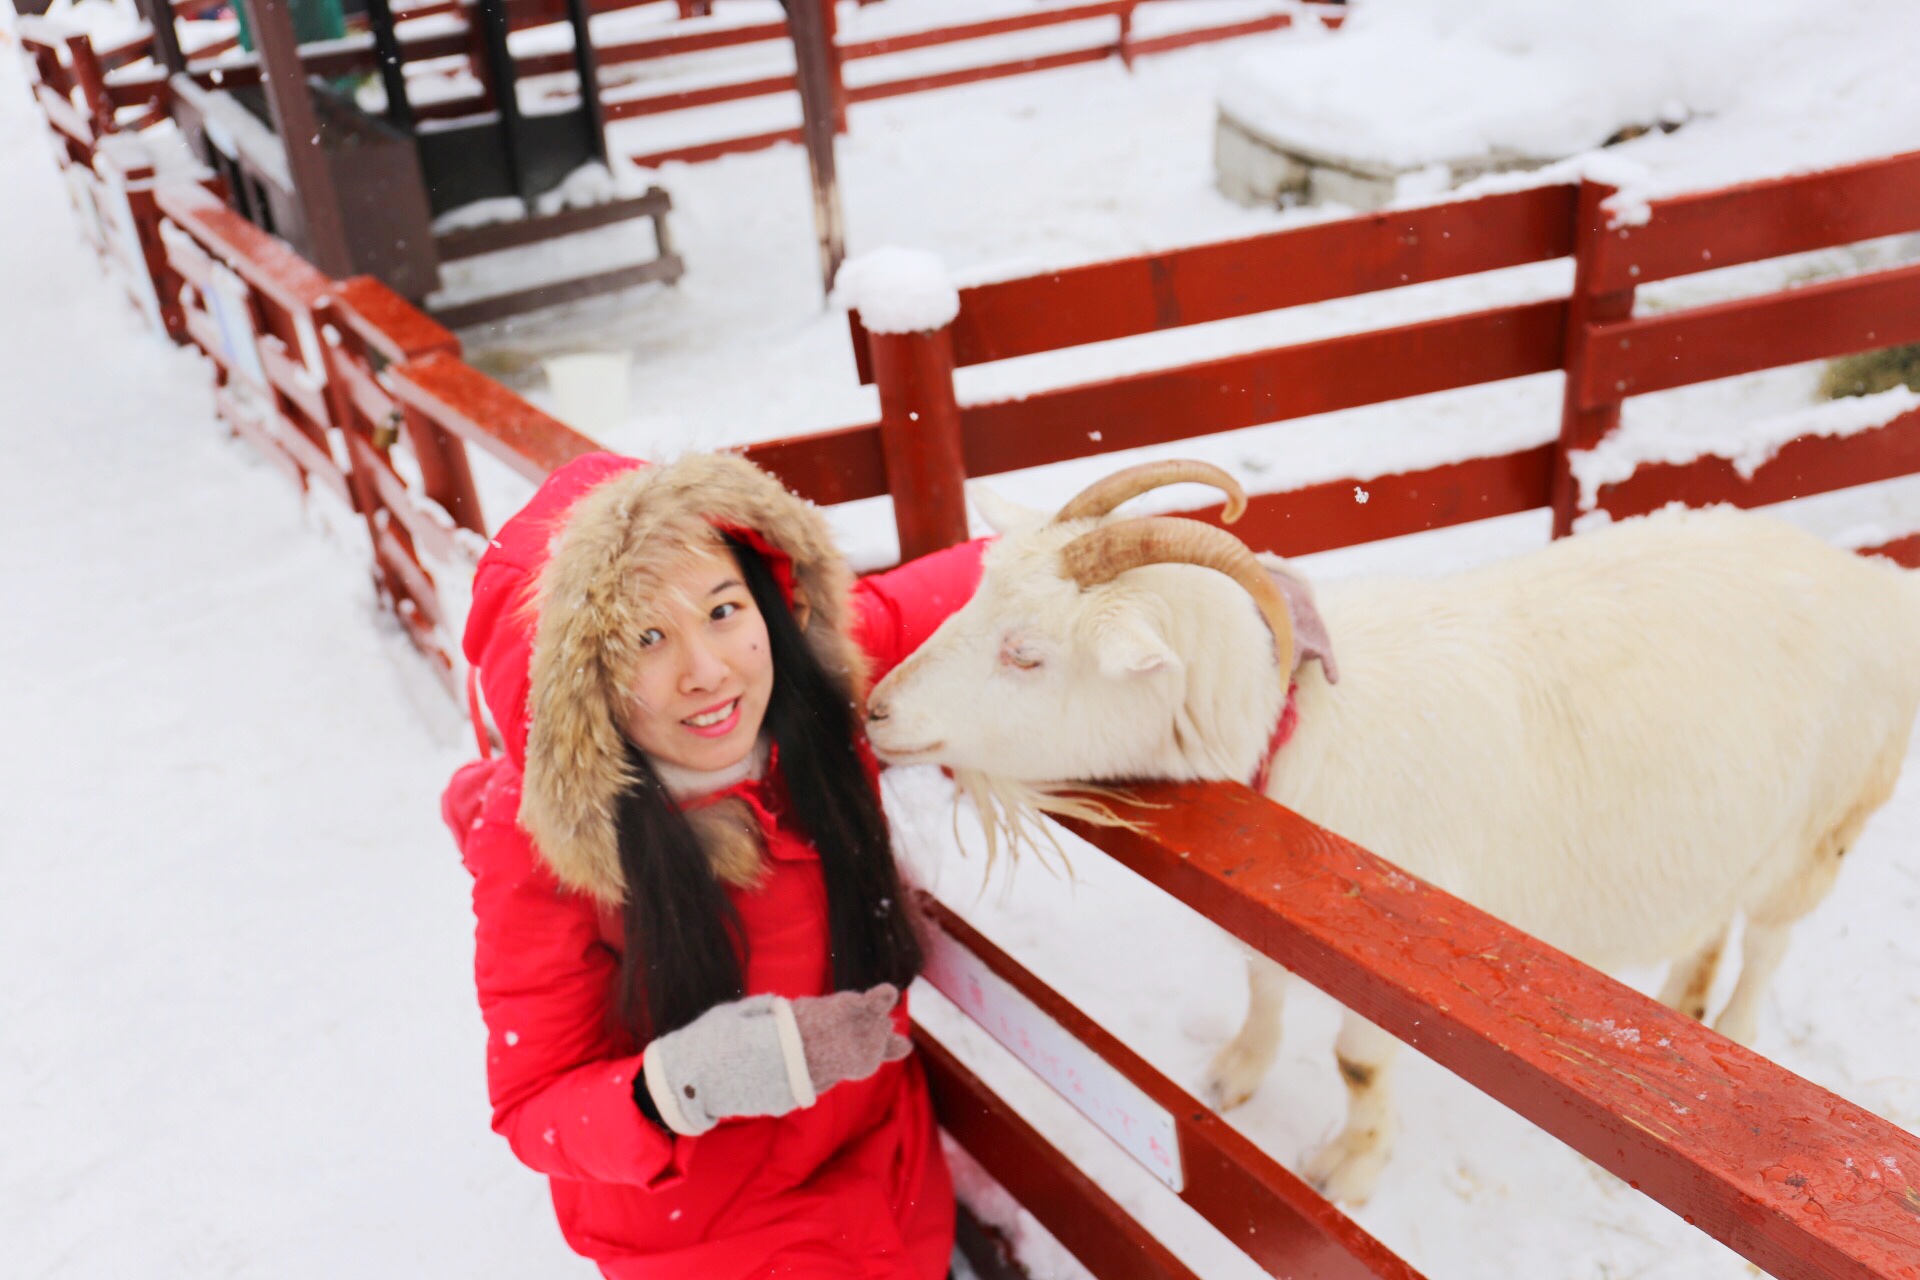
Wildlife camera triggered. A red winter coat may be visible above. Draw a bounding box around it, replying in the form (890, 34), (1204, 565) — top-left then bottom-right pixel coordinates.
(440, 454), (985, 1279)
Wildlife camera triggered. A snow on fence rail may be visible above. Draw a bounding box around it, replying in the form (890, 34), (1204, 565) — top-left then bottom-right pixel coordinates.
(27, 70), (1920, 1271)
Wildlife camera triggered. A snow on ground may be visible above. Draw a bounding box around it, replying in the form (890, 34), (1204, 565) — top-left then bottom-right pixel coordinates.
(7, 1), (1920, 1276)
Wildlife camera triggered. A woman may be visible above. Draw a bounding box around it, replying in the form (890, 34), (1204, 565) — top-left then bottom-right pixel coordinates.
(441, 452), (986, 1279)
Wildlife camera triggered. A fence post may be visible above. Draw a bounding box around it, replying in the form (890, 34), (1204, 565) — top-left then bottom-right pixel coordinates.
(1550, 179), (1635, 537)
(869, 321), (969, 561)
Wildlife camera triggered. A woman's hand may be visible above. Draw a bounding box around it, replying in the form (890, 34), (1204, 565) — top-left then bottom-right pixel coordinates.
(639, 984), (910, 1136)
(793, 983), (912, 1095)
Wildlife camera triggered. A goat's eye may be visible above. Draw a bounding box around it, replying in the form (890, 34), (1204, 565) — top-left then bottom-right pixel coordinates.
(1000, 644), (1042, 671)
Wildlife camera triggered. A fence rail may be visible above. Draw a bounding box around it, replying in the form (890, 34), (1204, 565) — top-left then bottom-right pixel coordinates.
(21, 62), (1920, 1271)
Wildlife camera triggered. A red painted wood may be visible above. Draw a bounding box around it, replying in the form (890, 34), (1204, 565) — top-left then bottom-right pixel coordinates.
(838, 2), (1130, 60)
(628, 126), (806, 170)
(1167, 445), (1556, 556)
(330, 276), (461, 364)
(869, 325), (970, 558)
(736, 421), (889, 507)
(602, 73), (797, 121)
(1589, 148), (1920, 292)
(518, 19), (789, 77)
(1553, 180), (1636, 536)
(1576, 261), (1920, 407)
(220, 389), (308, 493)
(923, 898), (1423, 1280)
(958, 299), (1568, 478)
(915, 1029), (1205, 1280)
(846, 45), (1116, 105)
(385, 351), (601, 481)
(1059, 785), (1920, 1280)
(154, 184), (332, 318)
(1863, 533), (1920, 568)
(1594, 407), (1920, 521)
(1122, 12), (1293, 58)
(927, 186), (1576, 373)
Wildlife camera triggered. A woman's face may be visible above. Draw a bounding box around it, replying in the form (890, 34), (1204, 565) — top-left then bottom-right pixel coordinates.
(616, 541), (776, 774)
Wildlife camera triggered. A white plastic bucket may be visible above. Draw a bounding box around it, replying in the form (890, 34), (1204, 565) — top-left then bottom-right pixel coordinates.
(543, 351), (633, 433)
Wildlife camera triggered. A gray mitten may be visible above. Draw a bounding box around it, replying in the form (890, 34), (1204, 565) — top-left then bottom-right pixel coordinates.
(641, 984), (910, 1136)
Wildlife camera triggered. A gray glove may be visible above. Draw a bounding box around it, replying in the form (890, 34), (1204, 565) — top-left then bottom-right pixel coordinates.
(641, 984), (911, 1136)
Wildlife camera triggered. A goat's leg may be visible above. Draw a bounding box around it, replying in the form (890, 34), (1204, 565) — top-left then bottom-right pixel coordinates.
(1657, 923), (1730, 1023)
(1713, 921), (1793, 1046)
(1303, 1012), (1399, 1206)
(1204, 952), (1288, 1110)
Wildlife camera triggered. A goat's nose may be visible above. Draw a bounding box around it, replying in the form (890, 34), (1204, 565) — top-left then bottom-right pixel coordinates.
(867, 700), (890, 722)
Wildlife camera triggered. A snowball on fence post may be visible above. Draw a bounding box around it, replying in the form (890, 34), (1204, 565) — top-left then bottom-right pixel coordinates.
(835, 249), (968, 561)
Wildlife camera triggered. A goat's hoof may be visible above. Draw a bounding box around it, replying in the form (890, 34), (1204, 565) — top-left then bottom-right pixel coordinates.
(1201, 1045), (1269, 1112)
(1304, 1139), (1387, 1207)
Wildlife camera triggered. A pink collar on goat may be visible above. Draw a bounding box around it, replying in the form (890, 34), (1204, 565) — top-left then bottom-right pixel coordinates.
(1251, 681), (1300, 794)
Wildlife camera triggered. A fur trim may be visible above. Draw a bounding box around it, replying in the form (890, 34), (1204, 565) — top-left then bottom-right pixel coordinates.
(519, 454), (867, 906)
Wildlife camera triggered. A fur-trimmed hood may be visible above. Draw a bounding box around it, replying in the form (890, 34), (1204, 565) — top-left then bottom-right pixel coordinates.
(460, 451), (865, 907)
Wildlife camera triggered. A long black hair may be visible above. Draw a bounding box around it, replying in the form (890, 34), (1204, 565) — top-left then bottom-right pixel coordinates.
(611, 534), (923, 1042)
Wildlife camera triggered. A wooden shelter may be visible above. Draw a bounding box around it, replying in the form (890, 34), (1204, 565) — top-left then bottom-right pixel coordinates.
(127, 0), (684, 326)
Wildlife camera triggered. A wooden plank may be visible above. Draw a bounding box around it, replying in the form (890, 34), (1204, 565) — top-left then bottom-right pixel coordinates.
(385, 351), (602, 481)
(428, 255), (685, 330)
(1059, 785), (1920, 1280)
(36, 84), (95, 148)
(330, 276), (461, 365)
(336, 350), (400, 431)
(847, 45), (1113, 105)
(373, 515), (444, 631)
(220, 387), (308, 492)
(839, 1), (1130, 60)
(434, 188), (671, 260)
(1594, 408), (1920, 521)
(959, 299), (1568, 477)
(1576, 262), (1920, 406)
(360, 443), (463, 564)
(154, 184), (332, 318)
(734, 420), (890, 507)
(629, 126), (805, 170)
(1863, 532), (1920, 568)
(518, 18), (789, 77)
(602, 73), (797, 121)
(1591, 149), (1920, 291)
(1124, 12), (1293, 58)
(916, 1030), (1205, 1280)
(1167, 445), (1556, 556)
(923, 186), (1576, 372)
(923, 899), (1423, 1280)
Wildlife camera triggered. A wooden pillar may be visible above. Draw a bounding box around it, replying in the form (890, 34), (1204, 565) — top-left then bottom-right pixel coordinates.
(786, 0), (846, 296)
(130, 0), (188, 78)
(561, 0), (608, 164)
(1549, 179), (1635, 538)
(473, 0), (530, 205)
(241, 0), (356, 276)
(361, 0), (414, 129)
(869, 322), (969, 560)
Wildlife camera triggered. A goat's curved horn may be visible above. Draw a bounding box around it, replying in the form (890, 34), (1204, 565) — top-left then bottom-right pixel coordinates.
(1061, 517), (1294, 680)
(1053, 460), (1248, 525)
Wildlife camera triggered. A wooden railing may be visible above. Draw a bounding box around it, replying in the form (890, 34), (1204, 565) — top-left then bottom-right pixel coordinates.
(26, 94), (1920, 1275)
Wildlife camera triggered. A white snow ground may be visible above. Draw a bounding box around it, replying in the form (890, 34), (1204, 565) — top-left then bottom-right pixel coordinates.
(6, 3), (1920, 1277)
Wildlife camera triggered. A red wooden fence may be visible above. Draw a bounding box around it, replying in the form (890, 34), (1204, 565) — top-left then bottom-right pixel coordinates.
(25, 82), (1920, 1275)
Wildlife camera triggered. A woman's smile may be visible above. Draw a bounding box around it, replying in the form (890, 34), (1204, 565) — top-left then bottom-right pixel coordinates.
(681, 696), (743, 737)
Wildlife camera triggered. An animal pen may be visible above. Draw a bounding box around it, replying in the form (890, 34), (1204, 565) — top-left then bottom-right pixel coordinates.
(19, 9), (1920, 1274)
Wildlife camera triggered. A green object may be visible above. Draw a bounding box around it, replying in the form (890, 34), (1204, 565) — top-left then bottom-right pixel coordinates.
(233, 0), (347, 54)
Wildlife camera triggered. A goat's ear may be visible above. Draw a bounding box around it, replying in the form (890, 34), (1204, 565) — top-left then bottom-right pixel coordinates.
(1257, 553), (1339, 684)
(1094, 611), (1180, 680)
(969, 484), (1045, 537)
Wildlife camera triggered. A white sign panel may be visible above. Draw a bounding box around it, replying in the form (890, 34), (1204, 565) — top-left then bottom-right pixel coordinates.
(921, 921), (1185, 1192)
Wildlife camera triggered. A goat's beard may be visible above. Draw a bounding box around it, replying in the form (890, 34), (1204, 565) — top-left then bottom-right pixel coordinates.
(947, 768), (1152, 885)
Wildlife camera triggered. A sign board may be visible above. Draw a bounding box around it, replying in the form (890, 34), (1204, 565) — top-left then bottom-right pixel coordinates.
(921, 919), (1185, 1192)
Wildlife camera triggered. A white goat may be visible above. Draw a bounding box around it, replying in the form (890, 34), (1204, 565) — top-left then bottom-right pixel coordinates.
(867, 461), (1920, 1203)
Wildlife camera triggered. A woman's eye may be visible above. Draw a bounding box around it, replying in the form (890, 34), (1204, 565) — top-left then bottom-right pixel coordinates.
(638, 627), (666, 648)
(711, 602), (740, 622)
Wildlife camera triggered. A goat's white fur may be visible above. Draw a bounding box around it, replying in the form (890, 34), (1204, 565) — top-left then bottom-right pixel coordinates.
(871, 495), (1920, 1203)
